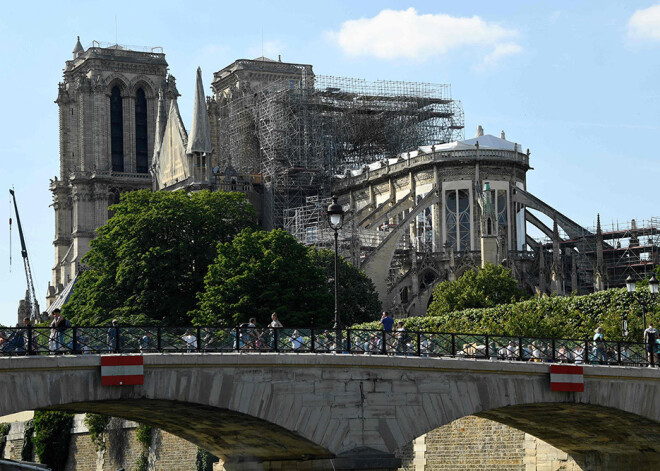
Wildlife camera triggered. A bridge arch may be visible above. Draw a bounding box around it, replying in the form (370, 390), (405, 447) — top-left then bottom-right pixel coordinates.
(2, 353), (659, 470)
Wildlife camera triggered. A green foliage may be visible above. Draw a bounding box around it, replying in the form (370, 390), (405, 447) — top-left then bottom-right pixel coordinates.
(0, 423), (10, 458)
(135, 424), (152, 449)
(354, 287), (660, 340)
(134, 452), (148, 471)
(84, 414), (110, 451)
(64, 190), (256, 326)
(428, 264), (527, 315)
(33, 411), (73, 471)
(196, 448), (219, 471)
(307, 248), (382, 326)
(133, 424), (152, 471)
(193, 230), (381, 327)
(21, 419), (34, 462)
(193, 229), (333, 327)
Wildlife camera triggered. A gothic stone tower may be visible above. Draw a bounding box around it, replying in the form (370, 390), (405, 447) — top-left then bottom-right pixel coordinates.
(48, 38), (168, 305)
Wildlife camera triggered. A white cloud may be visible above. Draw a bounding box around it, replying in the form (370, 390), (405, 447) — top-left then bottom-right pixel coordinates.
(328, 8), (521, 64)
(627, 4), (660, 41)
(481, 42), (523, 67)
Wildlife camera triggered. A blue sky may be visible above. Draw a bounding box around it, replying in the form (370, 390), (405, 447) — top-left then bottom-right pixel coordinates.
(1, 0), (660, 326)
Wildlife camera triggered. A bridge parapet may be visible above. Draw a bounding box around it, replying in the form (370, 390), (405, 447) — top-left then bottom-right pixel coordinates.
(1, 325), (658, 368)
(1, 352), (659, 470)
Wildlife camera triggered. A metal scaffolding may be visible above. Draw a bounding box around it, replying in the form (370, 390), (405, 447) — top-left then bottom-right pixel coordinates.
(538, 217), (660, 292)
(213, 70), (464, 227)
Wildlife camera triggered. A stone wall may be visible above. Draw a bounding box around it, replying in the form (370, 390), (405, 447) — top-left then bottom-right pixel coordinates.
(395, 416), (581, 471)
(1, 415), (582, 471)
(1, 415), (198, 471)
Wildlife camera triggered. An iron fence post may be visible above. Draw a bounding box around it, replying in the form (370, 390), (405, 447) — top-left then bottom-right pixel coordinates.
(157, 327), (162, 352)
(382, 330), (387, 355)
(27, 325), (33, 355)
(518, 337), (523, 361)
(451, 333), (456, 357)
(72, 327), (77, 354)
(310, 328), (315, 353)
(551, 339), (556, 363)
(346, 329), (351, 353)
(235, 326), (241, 352)
(485, 334), (490, 359)
(585, 338), (590, 364)
(274, 328), (279, 353)
(416, 332), (421, 357)
(196, 327), (202, 352)
(617, 342), (621, 365)
(115, 326), (120, 353)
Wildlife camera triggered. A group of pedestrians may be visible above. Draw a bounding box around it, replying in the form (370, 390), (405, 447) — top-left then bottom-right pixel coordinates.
(3, 310), (659, 366)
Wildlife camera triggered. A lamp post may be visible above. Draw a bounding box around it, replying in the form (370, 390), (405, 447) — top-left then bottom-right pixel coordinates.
(626, 273), (659, 338)
(625, 275), (636, 339)
(327, 196), (345, 339)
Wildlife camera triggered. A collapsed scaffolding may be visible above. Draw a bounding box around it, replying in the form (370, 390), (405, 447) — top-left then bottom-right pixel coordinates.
(213, 71), (464, 227)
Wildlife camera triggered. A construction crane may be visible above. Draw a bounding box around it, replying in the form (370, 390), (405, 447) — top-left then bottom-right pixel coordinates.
(9, 189), (40, 323)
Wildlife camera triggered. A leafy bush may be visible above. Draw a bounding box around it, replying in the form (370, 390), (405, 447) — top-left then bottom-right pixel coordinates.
(428, 263), (528, 315)
(0, 423), (10, 458)
(21, 420), (34, 461)
(134, 424), (152, 471)
(353, 288), (659, 341)
(196, 448), (219, 471)
(84, 414), (110, 451)
(33, 411), (73, 471)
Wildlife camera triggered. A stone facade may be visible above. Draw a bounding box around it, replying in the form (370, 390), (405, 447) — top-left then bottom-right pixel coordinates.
(48, 40), (171, 307)
(1, 415), (580, 471)
(2, 353), (659, 470)
(2, 415), (198, 471)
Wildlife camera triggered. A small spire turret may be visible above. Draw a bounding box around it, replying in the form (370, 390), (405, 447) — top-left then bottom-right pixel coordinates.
(72, 36), (84, 59)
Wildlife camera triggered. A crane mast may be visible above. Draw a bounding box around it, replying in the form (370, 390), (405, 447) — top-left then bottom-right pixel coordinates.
(9, 189), (40, 323)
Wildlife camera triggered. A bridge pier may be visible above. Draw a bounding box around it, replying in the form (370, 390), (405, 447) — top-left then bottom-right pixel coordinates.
(221, 448), (401, 471)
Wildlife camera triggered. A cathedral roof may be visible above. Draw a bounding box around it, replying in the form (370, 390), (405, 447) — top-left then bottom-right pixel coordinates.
(186, 67), (213, 154)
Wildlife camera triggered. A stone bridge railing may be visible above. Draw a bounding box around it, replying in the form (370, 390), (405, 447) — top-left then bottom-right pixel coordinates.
(1, 325), (657, 367)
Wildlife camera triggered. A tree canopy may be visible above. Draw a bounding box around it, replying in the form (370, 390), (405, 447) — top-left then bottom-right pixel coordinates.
(64, 190), (256, 325)
(192, 229), (381, 327)
(307, 248), (381, 327)
(427, 263), (527, 316)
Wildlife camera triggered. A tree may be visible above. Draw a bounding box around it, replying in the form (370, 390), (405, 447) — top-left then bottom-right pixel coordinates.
(428, 264), (527, 316)
(192, 230), (381, 327)
(64, 190), (256, 325)
(193, 229), (332, 327)
(307, 248), (381, 326)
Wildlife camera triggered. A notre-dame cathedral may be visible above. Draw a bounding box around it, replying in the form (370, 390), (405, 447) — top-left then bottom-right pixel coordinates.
(45, 37), (659, 316)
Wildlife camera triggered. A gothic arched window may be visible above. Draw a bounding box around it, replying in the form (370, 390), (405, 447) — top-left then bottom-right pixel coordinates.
(135, 88), (148, 173)
(110, 86), (124, 172)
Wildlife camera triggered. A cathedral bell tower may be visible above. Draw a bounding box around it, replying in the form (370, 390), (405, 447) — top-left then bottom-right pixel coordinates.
(48, 38), (169, 306)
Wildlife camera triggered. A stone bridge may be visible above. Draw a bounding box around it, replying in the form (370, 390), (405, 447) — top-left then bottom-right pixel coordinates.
(1, 353), (659, 470)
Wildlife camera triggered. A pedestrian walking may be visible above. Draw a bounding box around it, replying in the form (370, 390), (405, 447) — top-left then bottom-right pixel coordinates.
(107, 319), (121, 352)
(593, 327), (606, 364)
(50, 309), (68, 353)
(644, 323), (658, 367)
(379, 311), (394, 354)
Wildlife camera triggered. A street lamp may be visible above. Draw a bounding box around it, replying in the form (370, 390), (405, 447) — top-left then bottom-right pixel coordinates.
(327, 196), (345, 335)
(624, 275), (636, 339)
(626, 274), (659, 338)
